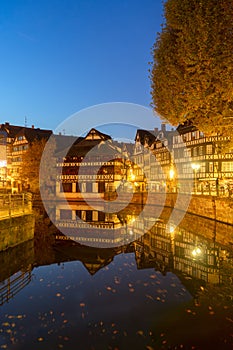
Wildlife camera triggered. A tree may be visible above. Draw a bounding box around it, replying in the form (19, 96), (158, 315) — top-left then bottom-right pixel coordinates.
(20, 137), (56, 193)
(150, 0), (233, 136)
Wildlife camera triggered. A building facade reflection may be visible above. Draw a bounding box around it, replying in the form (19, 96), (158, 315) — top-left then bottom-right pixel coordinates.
(0, 210), (233, 306)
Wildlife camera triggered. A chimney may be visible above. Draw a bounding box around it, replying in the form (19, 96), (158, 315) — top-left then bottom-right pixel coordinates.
(32, 125), (34, 129)
(5, 122), (9, 126)
(161, 123), (166, 132)
(154, 127), (159, 134)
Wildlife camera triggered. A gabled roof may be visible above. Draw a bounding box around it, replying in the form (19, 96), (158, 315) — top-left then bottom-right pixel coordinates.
(53, 134), (84, 153)
(14, 127), (52, 143)
(85, 128), (111, 141)
(0, 123), (22, 138)
(176, 120), (198, 134)
(0, 122), (53, 142)
(135, 129), (158, 146)
(57, 128), (114, 159)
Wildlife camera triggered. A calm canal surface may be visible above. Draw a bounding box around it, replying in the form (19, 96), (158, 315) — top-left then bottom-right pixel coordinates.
(1, 212), (233, 350)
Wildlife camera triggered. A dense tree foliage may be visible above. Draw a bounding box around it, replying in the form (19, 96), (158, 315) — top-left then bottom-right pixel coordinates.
(20, 137), (56, 193)
(150, 0), (233, 135)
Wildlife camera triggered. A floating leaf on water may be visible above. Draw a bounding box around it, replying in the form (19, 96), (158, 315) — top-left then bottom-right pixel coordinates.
(146, 294), (154, 301)
(137, 330), (144, 336)
(56, 293), (61, 297)
(106, 286), (112, 291)
(37, 337), (44, 342)
(129, 288), (135, 293)
(146, 346), (154, 350)
(80, 303), (85, 307)
(149, 275), (156, 279)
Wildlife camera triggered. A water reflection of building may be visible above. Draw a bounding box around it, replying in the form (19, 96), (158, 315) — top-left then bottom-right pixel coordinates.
(132, 214), (233, 285)
(54, 202), (143, 247)
(0, 240), (34, 306)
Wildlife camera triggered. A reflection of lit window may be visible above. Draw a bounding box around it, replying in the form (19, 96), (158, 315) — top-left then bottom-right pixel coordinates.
(92, 211), (98, 221)
(206, 144), (213, 154)
(199, 146), (204, 155)
(222, 162), (233, 172)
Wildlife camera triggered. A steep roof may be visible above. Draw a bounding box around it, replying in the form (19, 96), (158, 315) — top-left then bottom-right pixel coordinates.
(85, 128), (111, 141)
(56, 128), (114, 159)
(176, 121), (198, 134)
(53, 134), (84, 153)
(0, 123), (22, 139)
(14, 127), (52, 143)
(135, 129), (158, 146)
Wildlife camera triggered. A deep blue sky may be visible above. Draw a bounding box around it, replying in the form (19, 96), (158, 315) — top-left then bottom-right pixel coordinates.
(1, 0), (164, 133)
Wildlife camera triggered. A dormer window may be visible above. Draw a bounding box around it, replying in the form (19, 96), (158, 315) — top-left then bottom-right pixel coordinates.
(17, 136), (25, 141)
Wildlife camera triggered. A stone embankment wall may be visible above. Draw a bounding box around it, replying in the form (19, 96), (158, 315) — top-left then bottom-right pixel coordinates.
(164, 193), (233, 225)
(126, 192), (233, 245)
(125, 192), (233, 225)
(0, 214), (35, 251)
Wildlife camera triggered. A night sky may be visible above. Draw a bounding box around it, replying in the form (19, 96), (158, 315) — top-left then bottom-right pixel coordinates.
(1, 0), (163, 135)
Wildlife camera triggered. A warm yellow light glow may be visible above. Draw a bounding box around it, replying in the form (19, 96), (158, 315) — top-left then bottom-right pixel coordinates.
(169, 169), (175, 179)
(192, 247), (202, 257)
(128, 168), (136, 181)
(191, 163), (200, 171)
(169, 225), (175, 233)
(130, 174), (136, 181)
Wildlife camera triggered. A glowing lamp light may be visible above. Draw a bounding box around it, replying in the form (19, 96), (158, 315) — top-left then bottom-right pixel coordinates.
(130, 174), (136, 181)
(192, 247), (202, 257)
(169, 169), (175, 179)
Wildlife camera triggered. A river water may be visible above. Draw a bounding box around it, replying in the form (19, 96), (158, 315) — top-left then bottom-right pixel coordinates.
(0, 207), (233, 350)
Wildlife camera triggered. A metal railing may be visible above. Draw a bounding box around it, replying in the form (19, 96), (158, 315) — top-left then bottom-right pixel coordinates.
(0, 270), (32, 306)
(0, 193), (32, 219)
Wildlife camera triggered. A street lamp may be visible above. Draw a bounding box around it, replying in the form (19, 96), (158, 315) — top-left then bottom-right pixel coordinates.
(191, 163), (200, 194)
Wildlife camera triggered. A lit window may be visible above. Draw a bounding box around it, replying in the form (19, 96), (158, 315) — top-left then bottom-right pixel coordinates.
(206, 144), (213, 154)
